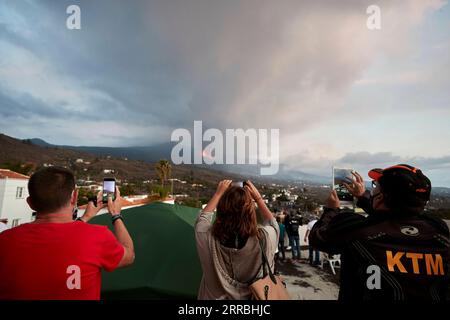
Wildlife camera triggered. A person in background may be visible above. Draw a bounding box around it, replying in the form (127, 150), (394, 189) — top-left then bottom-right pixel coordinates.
(285, 212), (302, 260)
(195, 180), (279, 300)
(304, 216), (320, 266)
(275, 216), (286, 262)
(0, 166), (135, 300)
(310, 164), (450, 301)
(283, 210), (292, 251)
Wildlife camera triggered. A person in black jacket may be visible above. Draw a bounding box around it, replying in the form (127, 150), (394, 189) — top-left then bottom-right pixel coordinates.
(309, 164), (450, 301)
(285, 212), (302, 260)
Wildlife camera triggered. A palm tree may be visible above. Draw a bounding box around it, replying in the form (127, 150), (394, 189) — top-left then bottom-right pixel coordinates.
(155, 159), (171, 189)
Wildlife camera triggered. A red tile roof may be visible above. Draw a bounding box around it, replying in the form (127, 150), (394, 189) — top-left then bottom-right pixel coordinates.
(0, 169), (30, 180)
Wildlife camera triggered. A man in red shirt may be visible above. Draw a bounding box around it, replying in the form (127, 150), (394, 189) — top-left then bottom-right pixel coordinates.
(0, 167), (135, 300)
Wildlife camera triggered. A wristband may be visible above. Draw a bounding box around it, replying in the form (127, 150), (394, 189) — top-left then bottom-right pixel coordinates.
(111, 214), (124, 224)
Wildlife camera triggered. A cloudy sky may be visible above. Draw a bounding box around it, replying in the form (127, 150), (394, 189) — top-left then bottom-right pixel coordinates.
(0, 0), (449, 186)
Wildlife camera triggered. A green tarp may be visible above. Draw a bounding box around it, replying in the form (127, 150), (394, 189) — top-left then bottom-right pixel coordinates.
(90, 202), (202, 299)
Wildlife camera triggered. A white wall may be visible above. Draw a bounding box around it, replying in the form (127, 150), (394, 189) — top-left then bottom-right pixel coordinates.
(0, 179), (5, 220)
(0, 178), (33, 227)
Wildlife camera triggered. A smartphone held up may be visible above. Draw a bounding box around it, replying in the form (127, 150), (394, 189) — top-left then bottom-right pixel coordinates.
(231, 181), (248, 188)
(332, 167), (355, 209)
(102, 178), (116, 204)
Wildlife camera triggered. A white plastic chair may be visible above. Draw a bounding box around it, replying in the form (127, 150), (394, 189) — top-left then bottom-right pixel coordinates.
(320, 253), (341, 275)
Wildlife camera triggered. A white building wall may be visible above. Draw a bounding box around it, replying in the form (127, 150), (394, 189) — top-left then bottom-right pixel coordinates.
(0, 178), (33, 227)
(0, 179), (6, 219)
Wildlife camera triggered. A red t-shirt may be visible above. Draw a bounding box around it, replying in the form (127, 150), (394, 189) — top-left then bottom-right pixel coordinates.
(0, 221), (124, 300)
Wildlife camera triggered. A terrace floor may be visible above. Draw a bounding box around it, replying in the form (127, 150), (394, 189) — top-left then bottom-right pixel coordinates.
(275, 249), (340, 300)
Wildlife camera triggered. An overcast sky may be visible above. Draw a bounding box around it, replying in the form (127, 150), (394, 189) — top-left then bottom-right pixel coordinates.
(0, 0), (449, 186)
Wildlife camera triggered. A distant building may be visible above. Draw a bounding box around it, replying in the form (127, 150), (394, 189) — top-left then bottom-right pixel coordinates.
(173, 194), (189, 198)
(168, 178), (187, 184)
(86, 185), (102, 191)
(161, 196), (175, 205)
(279, 200), (295, 207)
(0, 169), (33, 227)
(192, 183), (203, 187)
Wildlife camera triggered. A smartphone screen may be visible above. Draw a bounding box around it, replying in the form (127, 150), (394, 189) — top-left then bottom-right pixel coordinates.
(102, 178), (116, 203)
(332, 167), (355, 208)
(231, 181), (244, 188)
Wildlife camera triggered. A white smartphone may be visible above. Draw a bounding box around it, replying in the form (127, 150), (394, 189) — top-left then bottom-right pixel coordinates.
(332, 167), (355, 208)
(102, 178), (116, 204)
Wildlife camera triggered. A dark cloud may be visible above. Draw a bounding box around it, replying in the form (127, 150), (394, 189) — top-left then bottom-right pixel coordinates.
(4, 0), (443, 141)
(0, 89), (77, 119)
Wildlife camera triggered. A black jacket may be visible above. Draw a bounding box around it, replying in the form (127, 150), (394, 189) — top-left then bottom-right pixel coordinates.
(310, 197), (450, 301)
(284, 214), (302, 236)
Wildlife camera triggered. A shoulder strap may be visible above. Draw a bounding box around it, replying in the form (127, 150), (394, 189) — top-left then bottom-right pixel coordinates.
(257, 231), (278, 284)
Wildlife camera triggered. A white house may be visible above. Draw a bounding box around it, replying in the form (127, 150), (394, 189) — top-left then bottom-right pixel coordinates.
(0, 169), (34, 227)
